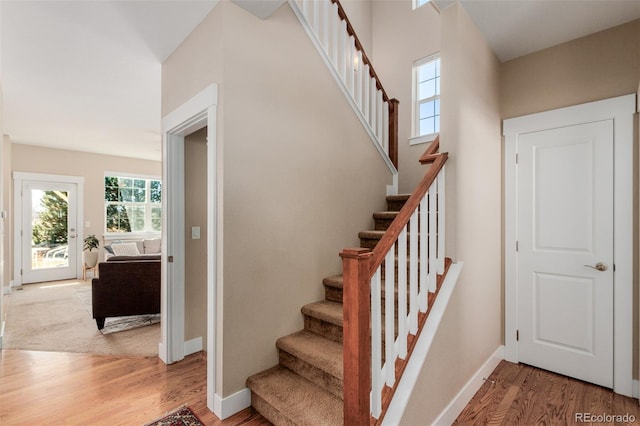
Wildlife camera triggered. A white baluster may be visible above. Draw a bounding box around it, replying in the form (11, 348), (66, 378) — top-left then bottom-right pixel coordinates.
(312, 0), (320, 35)
(409, 210), (418, 333)
(354, 50), (363, 108)
(437, 167), (446, 273)
(370, 77), (377, 129)
(382, 101), (389, 153)
(321, 0), (329, 49)
(301, 0), (309, 18)
(347, 36), (355, 95)
(384, 249), (395, 386)
(428, 183), (437, 292)
(397, 226), (408, 358)
(336, 19), (347, 82)
(419, 196), (428, 312)
(363, 64), (370, 123)
(376, 90), (384, 141)
(329, 3), (339, 65)
(371, 267), (383, 418)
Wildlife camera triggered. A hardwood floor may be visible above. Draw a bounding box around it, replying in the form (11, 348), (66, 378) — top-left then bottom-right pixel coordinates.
(0, 350), (270, 425)
(454, 360), (640, 425)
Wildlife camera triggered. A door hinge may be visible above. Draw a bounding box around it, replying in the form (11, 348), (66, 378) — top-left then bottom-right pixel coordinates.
(516, 330), (519, 341)
(516, 241), (519, 252)
(20, 268), (23, 276)
(515, 153), (518, 164)
(167, 256), (174, 263)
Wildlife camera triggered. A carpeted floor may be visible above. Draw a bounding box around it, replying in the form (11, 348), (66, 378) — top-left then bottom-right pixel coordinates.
(3, 279), (160, 356)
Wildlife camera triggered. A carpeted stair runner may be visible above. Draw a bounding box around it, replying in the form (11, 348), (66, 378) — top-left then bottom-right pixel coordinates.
(246, 194), (410, 425)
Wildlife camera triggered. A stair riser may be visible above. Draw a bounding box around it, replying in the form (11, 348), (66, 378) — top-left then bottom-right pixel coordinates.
(386, 199), (408, 211)
(250, 393), (297, 426)
(304, 316), (342, 343)
(324, 285), (342, 303)
(279, 350), (343, 400)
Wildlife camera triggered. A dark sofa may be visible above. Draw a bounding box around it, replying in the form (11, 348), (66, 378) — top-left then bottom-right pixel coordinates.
(91, 255), (161, 330)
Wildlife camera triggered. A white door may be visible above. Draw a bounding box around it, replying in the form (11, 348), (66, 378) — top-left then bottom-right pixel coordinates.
(21, 180), (79, 284)
(517, 120), (613, 388)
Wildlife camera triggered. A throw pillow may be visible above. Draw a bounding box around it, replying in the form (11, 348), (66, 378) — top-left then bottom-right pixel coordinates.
(111, 242), (141, 256)
(144, 238), (161, 254)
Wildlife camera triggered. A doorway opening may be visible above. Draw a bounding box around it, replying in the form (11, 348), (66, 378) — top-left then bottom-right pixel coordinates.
(161, 84), (218, 415)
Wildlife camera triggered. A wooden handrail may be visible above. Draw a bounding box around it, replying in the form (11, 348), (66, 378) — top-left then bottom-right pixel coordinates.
(419, 135), (440, 164)
(369, 152), (448, 276)
(331, 0), (389, 102)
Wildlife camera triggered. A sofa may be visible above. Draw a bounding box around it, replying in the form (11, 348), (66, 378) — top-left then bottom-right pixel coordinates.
(91, 255), (161, 330)
(104, 238), (161, 260)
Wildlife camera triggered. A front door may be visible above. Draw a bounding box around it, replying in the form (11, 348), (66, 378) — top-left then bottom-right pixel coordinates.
(20, 180), (79, 284)
(517, 119), (614, 388)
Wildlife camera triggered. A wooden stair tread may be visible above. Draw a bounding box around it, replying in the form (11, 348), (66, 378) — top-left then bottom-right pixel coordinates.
(301, 301), (343, 326)
(246, 365), (343, 425)
(277, 330), (343, 380)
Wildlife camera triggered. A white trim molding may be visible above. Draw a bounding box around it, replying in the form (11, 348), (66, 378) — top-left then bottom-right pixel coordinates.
(161, 84), (220, 416)
(184, 337), (203, 357)
(432, 346), (505, 425)
(503, 93), (636, 397)
(213, 388), (251, 420)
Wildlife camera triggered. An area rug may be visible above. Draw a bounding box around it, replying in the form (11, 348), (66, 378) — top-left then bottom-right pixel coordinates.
(3, 280), (160, 356)
(144, 406), (204, 426)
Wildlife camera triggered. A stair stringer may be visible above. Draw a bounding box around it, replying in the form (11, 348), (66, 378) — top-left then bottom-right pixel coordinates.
(381, 261), (463, 425)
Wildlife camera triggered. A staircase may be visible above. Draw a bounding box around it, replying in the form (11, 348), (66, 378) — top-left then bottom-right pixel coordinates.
(246, 193), (412, 425)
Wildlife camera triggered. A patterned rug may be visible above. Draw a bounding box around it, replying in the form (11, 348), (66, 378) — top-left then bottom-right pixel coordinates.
(144, 406), (204, 426)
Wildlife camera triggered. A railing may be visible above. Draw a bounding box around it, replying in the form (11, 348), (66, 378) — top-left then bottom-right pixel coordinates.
(288, 0), (399, 171)
(341, 144), (449, 424)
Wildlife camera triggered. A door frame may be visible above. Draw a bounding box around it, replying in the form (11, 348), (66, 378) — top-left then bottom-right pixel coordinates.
(160, 84), (219, 415)
(12, 172), (84, 286)
(503, 93), (636, 397)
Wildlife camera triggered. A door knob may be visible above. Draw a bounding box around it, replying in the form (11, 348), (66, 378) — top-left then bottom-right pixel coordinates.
(584, 262), (608, 272)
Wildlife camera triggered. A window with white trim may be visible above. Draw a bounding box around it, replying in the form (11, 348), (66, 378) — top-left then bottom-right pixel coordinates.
(104, 174), (162, 234)
(414, 0), (430, 8)
(414, 55), (440, 139)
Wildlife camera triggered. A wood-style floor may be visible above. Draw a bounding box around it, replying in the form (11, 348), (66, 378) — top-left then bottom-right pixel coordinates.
(454, 360), (640, 426)
(0, 350), (270, 425)
(2, 350), (639, 425)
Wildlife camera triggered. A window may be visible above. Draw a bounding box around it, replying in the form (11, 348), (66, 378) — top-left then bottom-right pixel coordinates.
(105, 175), (162, 234)
(414, 0), (430, 8)
(413, 55), (440, 142)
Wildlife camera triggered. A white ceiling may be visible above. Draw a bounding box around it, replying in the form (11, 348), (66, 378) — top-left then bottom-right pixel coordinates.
(2, 0), (639, 161)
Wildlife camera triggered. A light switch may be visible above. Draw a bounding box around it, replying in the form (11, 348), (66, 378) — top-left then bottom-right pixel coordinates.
(192, 226), (201, 239)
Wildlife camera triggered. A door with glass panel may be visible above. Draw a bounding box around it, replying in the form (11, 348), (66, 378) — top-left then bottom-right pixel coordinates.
(21, 181), (78, 284)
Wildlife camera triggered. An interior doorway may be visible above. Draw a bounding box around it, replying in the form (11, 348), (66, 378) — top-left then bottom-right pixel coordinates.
(161, 84), (219, 415)
(13, 172), (84, 285)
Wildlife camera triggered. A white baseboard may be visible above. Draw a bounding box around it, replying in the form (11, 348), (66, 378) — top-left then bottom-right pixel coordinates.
(432, 345), (505, 425)
(213, 388), (251, 420)
(633, 380), (639, 399)
(184, 337), (203, 356)
(158, 342), (168, 364)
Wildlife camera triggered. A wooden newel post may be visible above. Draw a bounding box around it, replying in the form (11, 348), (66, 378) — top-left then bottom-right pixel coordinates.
(388, 98), (399, 170)
(340, 247), (373, 425)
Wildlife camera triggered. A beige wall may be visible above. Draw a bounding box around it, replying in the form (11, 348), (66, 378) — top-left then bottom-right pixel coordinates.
(163, 0), (393, 396)
(401, 4), (502, 423)
(501, 19), (640, 379)
(372, 0), (440, 193)
(184, 128), (208, 348)
(340, 0), (373, 54)
(11, 144), (161, 269)
(501, 19), (640, 119)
